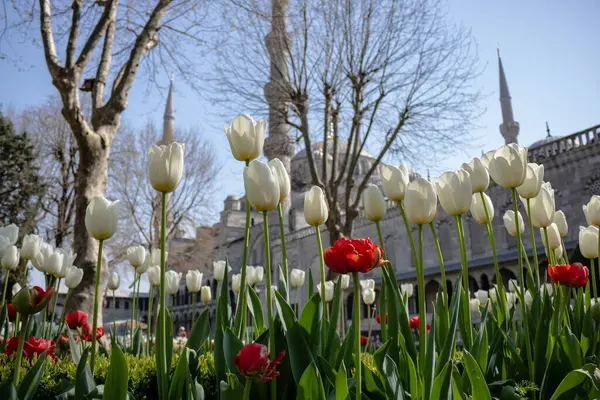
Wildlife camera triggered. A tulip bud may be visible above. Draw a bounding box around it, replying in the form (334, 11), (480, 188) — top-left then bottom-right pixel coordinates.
(20, 234), (42, 260)
(13, 286), (53, 315)
(55, 248), (77, 279)
(579, 225), (599, 259)
(0, 224), (18, 245)
(165, 270), (182, 295)
(435, 170), (472, 216)
(213, 260), (230, 281)
(381, 165), (410, 202)
(529, 182), (555, 228)
(503, 210), (525, 237)
(591, 301), (600, 323)
(524, 290), (533, 309)
(541, 223), (561, 251)
(480, 150), (495, 170)
(461, 158), (489, 193)
(37, 246), (63, 276)
(360, 279), (375, 291)
(363, 185), (386, 222)
(400, 283), (413, 298)
(317, 281), (334, 302)
(516, 163), (544, 199)
(553, 210), (568, 238)
(148, 266), (161, 287)
(148, 142), (185, 193)
(506, 292), (516, 309)
(186, 270), (203, 292)
(126, 246), (147, 269)
(304, 186), (329, 226)
(106, 271), (119, 291)
(584, 196), (600, 226)
(268, 158), (291, 203)
(224, 114), (266, 162)
(290, 269), (305, 289)
(12, 283), (21, 297)
(488, 144), (528, 188)
(474, 290), (488, 304)
(85, 196), (119, 240)
(404, 178), (438, 225)
(508, 279), (518, 293)
(470, 193), (494, 224)
(65, 266), (83, 289)
(362, 288), (376, 305)
(469, 298), (480, 313)
(339, 274), (350, 290)
(201, 286), (212, 304)
(1, 246), (19, 270)
(232, 274), (242, 293)
(489, 287), (498, 303)
(244, 160), (280, 212)
(250, 266), (264, 286)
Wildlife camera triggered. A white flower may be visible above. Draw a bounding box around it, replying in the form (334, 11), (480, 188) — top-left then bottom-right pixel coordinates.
(147, 142), (185, 193)
(516, 163), (544, 199)
(165, 270), (182, 295)
(107, 271), (120, 291)
(12, 283), (21, 297)
(524, 290), (533, 309)
(224, 114), (266, 162)
(1, 246), (19, 270)
(541, 223), (561, 251)
(213, 260), (230, 281)
(404, 177), (438, 225)
(583, 196), (600, 226)
(55, 248), (77, 279)
(553, 210), (568, 238)
(503, 210), (525, 237)
(232, 274), (242, 293)
(317, 281), (334, 302)
(32, 244), (64, 275)
(339, 274), (350, 290)
(20, 234), (42, 260)
(362, 288), (376, 305)
(304, 186), (329, 226)
(200, 286), (212, 304)
(400, 283), (414, 298)
(506, 292), (516, 309)
(489, 287), (498, 303)
(268, 158), (291, 203)
(290, 269), (305, 289)
(579, 225), (599, 259)
(126, 246), (147, 269)
(542, 283), (553, 297)
(150, 249), (168, 267)
(553, 245), (564, 260)
(85, 196), (119, 240)
(0, 224), (18, 245)
(480, 150), (495, 170)
(461, 157), (490, 193)
(360, 279), (375, 291)
(469, 298), (480, 313)
(186, 270), (203, 292)
(474, 290), (488, 304)
(148, 266), (161, 287)
(64, 266), (83, 289)
(508, 279), (518, 293)
(363, 185), (386, 222)
(381, 165), (410, 202)
(244, 160), (280, 212)
(529, 182), (555, 228)
(470, 193), (494, 224)
(488, 143), (528, 188)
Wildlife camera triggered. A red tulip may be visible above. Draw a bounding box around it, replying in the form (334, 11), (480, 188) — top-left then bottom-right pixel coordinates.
(4, 337), (19, 356)
(409, 316), (419, 329)
(324, 238), (387, 274)
(360, 335), (368, 346)
(5, 336), (56, 360)
(548, 263), (589, 288)
(234, 343), (286, 383)
(7, 304), (16, 321)
(65, 310), (88, 330)
(375, 313), (388, 324)
(426, 323), (431, 331)
(12, 286), (53, 315)
(81, 323), (104, 342)
(58, 335), (70, 350)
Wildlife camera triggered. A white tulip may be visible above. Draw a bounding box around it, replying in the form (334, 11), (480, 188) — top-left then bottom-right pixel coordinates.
(150, 249), (168, 267)
(584, 196), (600, 226)
(470, 192), (494, 224)
(317, 281), (334, 302)
(270, 285), (279, 302)
(0, 224), (18, 245)
(253, 267), (264, 285)
(339, 274), (350, 290)
(488, 143), (528, 188)
(186, 270), (203, 292)
(245, 266), (257, 286)
(54, 248), (76, 279)
(529, 182), (555, 228)
(165, 270), (182, 295)
(362, 288), (376, 305)
(304, 186), (329, 226)
(400, 283), (414, 298)
(85, 196), (119, 240)
(360, 279), (375, 291)
(245, 160), (280, 212)
(107, 271), (120, 291)
(524, 290), (533, 309)
(469, 298), (480, 313)
(12, 283), (21, 297)
(461, 157), (489, 193)
(404, 178), (438, 225)
(474, 290), (488, 304)
(148, 266), (161, 287)
(1, 246), (19, 270)
(489, 287), (498, 303)
(213, 260), (230, 281)
(268, 158), (291, 203)
(508, 279), (518, 293)
(232, 274), (242, 293)
(65, 266), (83, 289)
(541, 223), (561, 251)
(553, 245), (564, 260)
(363, 185), (386, 222)
(290, 269), (305, 289)
(579, 225), (599, 259)
(553, 210), (568, 238)
(381, 165), (410, 202)
(136, 253), (151, 275)
(506, 292), (516, 309)
(147, 142), (185, 193)
(480, 150), (496, 171)
(200, 286), (212, 304)
(503, 210), (525, 237)
(126, 246), (147, 269)
(20, 234), (42, 260)
(0, 236), (8, 258)
(516, 163), (544, 199)
(33, 244), (63, 276)
(224, 114), (266, 162)
(435, 170), (472, 216)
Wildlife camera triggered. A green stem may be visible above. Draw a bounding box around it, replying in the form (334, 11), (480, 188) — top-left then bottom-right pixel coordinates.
(352, 271), (362, 400)
(366, 305), (372, 352)
(294, 289), (298, 317)
(130, 274), (137, 347)
(526, 199), (541, 287)
(147, 287), (154, 354)
(158, 192), (168, 399)
(428, 222), (448, 308)
(416, 224), (427, 374)
(455, 215), (473, 349)
(53, 290), (71, 342)
(49, 278), (61, 336)
(341, 299), (345, 340)
(90, 239), (104, 374)
(399, 201), (418, 268)
(315, 224), (327, 350)
(562, 239), (570, 264)
(263, 211), (277, 400)
(375, 221), (387, 342)
(0, 272), (9, 308)
(234, 159), (252, 338)
(192, 292), (196, 328)
(591, 258), (598, 301)
(112, 291), (117, 341)
(512, 189), (534, 381)
(12, 314), (30, 387)
(135, 275), (141, 325)
(277, 203), (289, 302)
(243, 379), (252, 400)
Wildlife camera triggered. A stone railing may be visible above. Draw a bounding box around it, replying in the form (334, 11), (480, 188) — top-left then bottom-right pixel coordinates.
(529, 124), (600, 163)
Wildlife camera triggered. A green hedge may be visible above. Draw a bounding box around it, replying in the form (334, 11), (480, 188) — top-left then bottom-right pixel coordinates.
(0, 352), (216, 399)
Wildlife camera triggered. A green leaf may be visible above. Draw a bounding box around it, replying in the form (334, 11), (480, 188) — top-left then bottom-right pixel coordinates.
(75, 348), (96, 400)
(308, 269), (314, 298)
(278, 264), (289, 301)
(299, 293), (322, 355)
(335, 361), (349, 400)
(436, 276), (461, 376)
(274, 289), (297, 331)
(131, 327), (143, 356)
(69, 331), (81, 364)
(103, 342), (128, 400)
(549, 364), (600, 400)
(384, 267), (416, 365)
(296, 362), (326, 400)
(155, 307), (173, 400)
(286, 323), (315, 384)
(247, 286), (266, 338)
(457, 286), (473, 351)
(0, 380), (17, 400)
(381, 355), (404, 400)
(224, 328), (244, 375)
(471, 303), (489, 373)
(559, 328), (583, 370)
(424, 309), (436, 400)
(186, 309), (210, 352)
(462, 351), (491, 400)
(18, 351), (47, 400)
(533, 295), (552, 385)
(326, 279), (342, 355)
(169, 347), (189, 400)
(317, 355), (337, 389)
(406, 349), (421, 400)
(430, 361), (453, 400)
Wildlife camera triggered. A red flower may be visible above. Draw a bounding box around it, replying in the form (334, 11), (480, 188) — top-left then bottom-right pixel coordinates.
(4, 337), (19, 356)
(58, 335), (71, 350)
(426, 323), (431, 331)
(375, 313), (388, 324)
(65, 311), (88, 330)
(409, 316), (419, 329)
(360, 335), (368, 346)
(81, 323), (104, 341)
(548, 263), (589, 288)
(7, 304), (16, 321)
(6, 336), (56, 360)
(234, 343), (286, 383)
(324, 238), (387, 274)
(12, 286), (54, 315)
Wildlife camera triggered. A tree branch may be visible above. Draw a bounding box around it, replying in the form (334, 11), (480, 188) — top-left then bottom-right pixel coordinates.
(93, 0), (118, 112)
(74, 0), (114, 70)
(39, 0), (62, 76)
(65, 0), (81, 68)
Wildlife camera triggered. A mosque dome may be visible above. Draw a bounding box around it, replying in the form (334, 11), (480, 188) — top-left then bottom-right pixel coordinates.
(529, 134), (563, 149)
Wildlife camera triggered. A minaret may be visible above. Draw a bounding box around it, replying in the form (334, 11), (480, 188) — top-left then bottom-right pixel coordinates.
(162, 74), (175, 145)
(498, 49), (519, 144)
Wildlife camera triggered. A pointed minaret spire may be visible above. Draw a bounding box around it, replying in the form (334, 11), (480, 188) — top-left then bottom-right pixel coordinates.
(546, 121), (551, 137)
(162, 74), (175, 145)
(498, 49), (519, 144)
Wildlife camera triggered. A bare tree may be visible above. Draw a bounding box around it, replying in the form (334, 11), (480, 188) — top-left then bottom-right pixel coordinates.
(214, 0), (482, 241)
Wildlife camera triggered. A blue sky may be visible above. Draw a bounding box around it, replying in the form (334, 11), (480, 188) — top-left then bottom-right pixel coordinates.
(1, 1), (599, 288)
